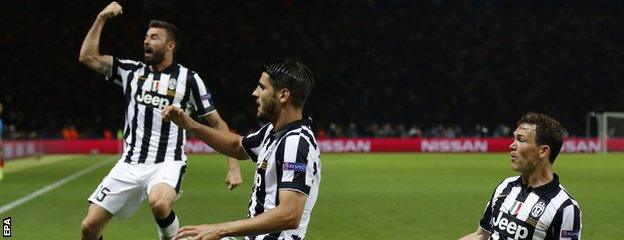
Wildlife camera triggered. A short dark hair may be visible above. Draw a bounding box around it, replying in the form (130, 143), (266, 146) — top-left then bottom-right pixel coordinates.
(263, 58), (314, 108)
(517, 113), (564, 163)
(148, 20), (180, 50)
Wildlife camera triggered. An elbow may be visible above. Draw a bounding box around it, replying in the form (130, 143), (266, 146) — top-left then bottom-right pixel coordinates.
(283, 213), (302, 230)
(78, 53), (91, 65)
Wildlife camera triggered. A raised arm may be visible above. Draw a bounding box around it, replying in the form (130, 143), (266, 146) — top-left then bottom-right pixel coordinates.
(78, 1), (122, 75)
(163, 106), (248, 160)
(202, 111), (243, 190)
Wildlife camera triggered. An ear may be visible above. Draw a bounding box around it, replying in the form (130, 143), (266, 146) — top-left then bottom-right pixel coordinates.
(538, 145), (551, 162)
(167, 41), (176, 52)
(278, 88), (290, 104)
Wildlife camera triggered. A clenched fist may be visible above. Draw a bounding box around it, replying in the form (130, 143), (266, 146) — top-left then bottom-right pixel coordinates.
(98, 1), (123, 20)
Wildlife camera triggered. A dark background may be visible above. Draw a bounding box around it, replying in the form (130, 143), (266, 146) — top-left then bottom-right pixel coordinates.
(1, 0), (623, 138)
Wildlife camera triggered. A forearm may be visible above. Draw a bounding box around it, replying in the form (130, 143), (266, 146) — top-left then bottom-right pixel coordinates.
(216, 206), (299, 237)
(208, 117), (241, 166)
(186, 120), (247, 160)
(459, 228), (489, 240)
(80, 2), (120, 72)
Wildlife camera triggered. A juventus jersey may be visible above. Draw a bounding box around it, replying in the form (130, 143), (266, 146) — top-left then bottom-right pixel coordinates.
(241, 119), (321, 240)
(107, 57), (215, 164)
(479, 174), (582, 240)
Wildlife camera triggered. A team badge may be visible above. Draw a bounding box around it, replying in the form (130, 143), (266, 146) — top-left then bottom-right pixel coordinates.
(168, 78), (177, 90)
(530, 200), (546, 218)
(260, 159), (268, 170)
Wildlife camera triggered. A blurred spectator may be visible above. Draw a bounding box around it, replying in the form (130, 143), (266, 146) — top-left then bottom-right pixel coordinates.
(1, 1), (621, 139)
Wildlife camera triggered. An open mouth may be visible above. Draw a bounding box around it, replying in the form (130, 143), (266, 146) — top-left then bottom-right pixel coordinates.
(144, 48), (154, 55)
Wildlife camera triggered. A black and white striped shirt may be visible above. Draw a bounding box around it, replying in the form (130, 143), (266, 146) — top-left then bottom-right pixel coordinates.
(479, 174), (582, 240)
(241, 118), (321, 240)
(107, 57), (215, 164)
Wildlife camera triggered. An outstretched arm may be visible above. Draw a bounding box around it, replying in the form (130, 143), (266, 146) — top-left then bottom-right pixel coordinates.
(78, 1), (122, 75)
(163, 106), (248, 160)
(202, 111), (243, 190)
(175, 190), (307, 240)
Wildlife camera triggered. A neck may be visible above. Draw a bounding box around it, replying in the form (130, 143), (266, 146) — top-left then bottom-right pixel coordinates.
(521, 159), (553, 188)
(152, 56), (173, 72)
(272, 105), (303, 131)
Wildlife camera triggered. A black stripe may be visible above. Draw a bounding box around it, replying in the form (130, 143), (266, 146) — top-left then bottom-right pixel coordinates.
(155, 68), (180, 163)
(124, 67), (150, 163)
(253, 165), (267, 216)
(122, 70), (135, 142)
(292, 137), (310, 189)
(274, 137), (286, 205)
(292, 235), (302, 240)
(572, 203), (581, 240)
(174, 165), (187, 193)
(117, 60), (142, 71)
(138, 72), (159, 163)
(252, 134), (276, 217)
(300, 128), (317, 149)
(155, 121), (171, 163)
(266, 232), (281, 239)
(174, 70), (192, 160)
(484, 179), (516, 231)
(241, 124), (272, 162)
(547, 199), (570, 239)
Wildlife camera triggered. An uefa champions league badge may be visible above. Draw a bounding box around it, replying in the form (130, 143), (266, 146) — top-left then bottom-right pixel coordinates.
(283, 162), (307, 172)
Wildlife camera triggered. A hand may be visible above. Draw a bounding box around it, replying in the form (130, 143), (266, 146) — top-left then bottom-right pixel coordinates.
(98, 1), (123, 20)
(163, 105), (190, 129)
(175, 224), (223, 240)
(225, 160), (242, 190)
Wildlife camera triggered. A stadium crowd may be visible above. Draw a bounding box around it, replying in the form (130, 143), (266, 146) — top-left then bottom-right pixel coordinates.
(1, 1), (623, 139)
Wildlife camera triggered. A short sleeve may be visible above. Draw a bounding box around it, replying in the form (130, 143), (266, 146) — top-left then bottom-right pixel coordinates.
(549, 200), (582, 239)
(186, 72), (216, 116)
(275, 134), (316, 195)
(479, 200), (493, 232)
(106, 57), (144, 88)
(241, 123), (272, 162)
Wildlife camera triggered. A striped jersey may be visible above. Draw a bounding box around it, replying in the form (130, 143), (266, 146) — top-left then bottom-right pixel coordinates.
(241, 118), (321, 240)
(106, 57), (215, 164)
(479, 174), (582, 240)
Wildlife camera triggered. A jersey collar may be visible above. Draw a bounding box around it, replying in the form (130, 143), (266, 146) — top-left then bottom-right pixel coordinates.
(271, 117), (313, 140)
(515, 173), (561, 199)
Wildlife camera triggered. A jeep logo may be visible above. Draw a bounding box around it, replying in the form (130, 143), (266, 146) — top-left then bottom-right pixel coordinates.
(492, 212), (533, 239)
(136, 90), (171, 110)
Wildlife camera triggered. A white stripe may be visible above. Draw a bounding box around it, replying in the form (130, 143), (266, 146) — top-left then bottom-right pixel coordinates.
(561, 204), (575, 231)
(282, 133), (302, 182)
(192, 73), (212, 109)
(517, 193), (540, 220)
(0, 156), (115, 214)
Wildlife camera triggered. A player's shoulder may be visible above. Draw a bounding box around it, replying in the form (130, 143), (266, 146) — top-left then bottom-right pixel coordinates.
(281, 127), (317, 149)
(115, 57), (144, 66)
(175, 63), (201, 79)
(494, 175), (521, 189)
